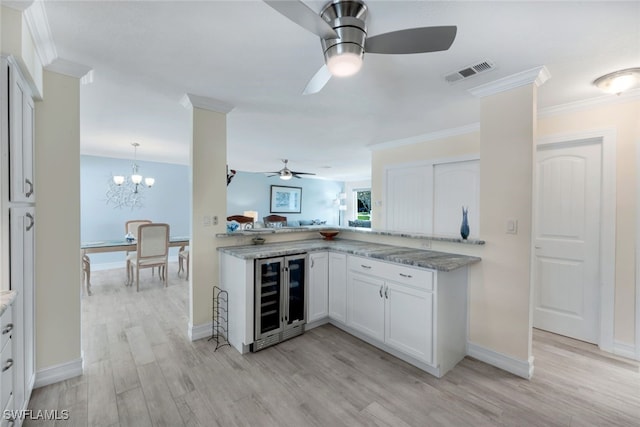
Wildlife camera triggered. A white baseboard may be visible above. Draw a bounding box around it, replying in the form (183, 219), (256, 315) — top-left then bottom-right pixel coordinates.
(467, 341), (534, 379)
(34, 357), (84, 389)
(613, 340), (639, 361)
(188, 322), (212, 341)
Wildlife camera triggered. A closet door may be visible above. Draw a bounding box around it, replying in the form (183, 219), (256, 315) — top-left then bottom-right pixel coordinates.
(385, 165), (433, 233)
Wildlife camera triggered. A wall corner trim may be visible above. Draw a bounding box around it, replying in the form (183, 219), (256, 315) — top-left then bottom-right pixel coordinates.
(467, 341), (534, 379)
(180, 94), (235, 114)
(468, 65), (551, 98)
(188, 321), (213, 341)
(45, 58), (93, 80)
(34, 357), (84, 389)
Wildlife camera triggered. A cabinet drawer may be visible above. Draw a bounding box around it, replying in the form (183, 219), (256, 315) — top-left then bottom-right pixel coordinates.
(0, 306), (13, 351)
(0, 336), (13, 413)
(348, 255), (434, 291)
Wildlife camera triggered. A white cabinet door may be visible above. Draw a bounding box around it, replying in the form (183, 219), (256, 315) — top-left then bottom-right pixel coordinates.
(10, 206), (35, 411)
(328, 252), (347, 323)
(384, 282), (433, 364)
(307, 252), (329, 323)
(347, 271), (385, 341)
(9, 62), (35, 203)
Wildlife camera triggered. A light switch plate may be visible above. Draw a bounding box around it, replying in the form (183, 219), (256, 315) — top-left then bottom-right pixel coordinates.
(506, 218), (518, 234)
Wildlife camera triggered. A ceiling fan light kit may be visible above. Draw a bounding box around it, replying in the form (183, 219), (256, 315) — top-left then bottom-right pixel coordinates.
(265, 159), (316, 180)
(320, 1), (368, 77)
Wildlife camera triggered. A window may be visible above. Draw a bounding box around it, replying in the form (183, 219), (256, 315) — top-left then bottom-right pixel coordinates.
(354, 189), (371, 220)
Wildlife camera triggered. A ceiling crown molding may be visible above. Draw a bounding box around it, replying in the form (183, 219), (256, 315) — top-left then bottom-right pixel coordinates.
(45, 58), (93, 80)
(369, 123), (480, 151)
(468, 66), (551, 98)
(539, 88), (640, 118)
(23, 0), (58, 67)
(2, 1), (34, 11)
(180, 94), (234, 114)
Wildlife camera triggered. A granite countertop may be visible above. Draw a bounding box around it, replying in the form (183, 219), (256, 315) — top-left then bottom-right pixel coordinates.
(218, 239), (481, 272)
(216, 226), (485, 245)
(0, 290), (17, 317)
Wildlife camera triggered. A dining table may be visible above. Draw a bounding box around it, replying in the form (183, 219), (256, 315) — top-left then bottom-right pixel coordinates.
(81, 236), (190, 295)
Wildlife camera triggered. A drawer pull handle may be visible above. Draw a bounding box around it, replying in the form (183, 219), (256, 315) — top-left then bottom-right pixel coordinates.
(2, 323), (13, 334)
(3, 358), (13, 372)
(379, 285), (383, 298)
(361, 265), (372, 269)
(25, 178), (34, 198)
(399, 273), (412, 278)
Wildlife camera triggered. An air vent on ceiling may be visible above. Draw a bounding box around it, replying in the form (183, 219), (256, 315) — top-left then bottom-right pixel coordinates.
(445, 60), (496, 84)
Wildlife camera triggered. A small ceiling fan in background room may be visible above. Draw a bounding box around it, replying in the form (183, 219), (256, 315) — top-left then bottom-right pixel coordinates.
(264, 0), (457, 94)
(265, 159), (316, 180)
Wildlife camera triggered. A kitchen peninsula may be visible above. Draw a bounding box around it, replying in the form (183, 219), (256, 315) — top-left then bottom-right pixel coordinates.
(219, 238), (480, 378)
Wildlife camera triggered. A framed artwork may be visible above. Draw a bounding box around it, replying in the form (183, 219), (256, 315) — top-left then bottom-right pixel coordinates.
(270, 185), (302, 213)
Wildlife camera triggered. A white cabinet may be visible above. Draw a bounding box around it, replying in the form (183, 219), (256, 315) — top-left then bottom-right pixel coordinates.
(8, 59), (35, 203)
(1, 56), (36, 417)
(307, 252), (329, 324)
(10, 207), (35, 410)
(328, 252), (347, 323)
(385, 282), (433, 364)
(346, 271), (385, 341)
(0, 303), (15, 426)
(345, 255), (467, 377)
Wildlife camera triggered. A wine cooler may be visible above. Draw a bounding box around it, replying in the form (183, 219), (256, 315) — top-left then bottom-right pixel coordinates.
(253, 254), (307, 351)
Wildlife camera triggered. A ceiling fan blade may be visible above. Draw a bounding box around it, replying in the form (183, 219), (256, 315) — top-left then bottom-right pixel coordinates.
(291, 171), (316, 175)
(303, 65), (332, 95)
(264, 1), (338, 39)
(365, 26), (457, 54)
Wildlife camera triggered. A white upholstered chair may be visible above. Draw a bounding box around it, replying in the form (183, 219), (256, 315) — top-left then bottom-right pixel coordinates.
(126, 223), (170, 292)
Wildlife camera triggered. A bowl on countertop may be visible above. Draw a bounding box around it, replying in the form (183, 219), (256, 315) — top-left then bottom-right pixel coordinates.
(319, 230), (339, 240)
(252, 236), (266, 245)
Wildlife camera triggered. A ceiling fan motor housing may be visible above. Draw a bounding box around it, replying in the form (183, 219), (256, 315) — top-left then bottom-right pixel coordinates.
(320, 0), (368, 74)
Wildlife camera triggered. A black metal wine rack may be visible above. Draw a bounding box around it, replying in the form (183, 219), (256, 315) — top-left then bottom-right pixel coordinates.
(209, 286), (230, 351)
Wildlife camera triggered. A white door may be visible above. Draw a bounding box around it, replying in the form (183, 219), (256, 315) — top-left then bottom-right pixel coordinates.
(533, 141), (602, 343)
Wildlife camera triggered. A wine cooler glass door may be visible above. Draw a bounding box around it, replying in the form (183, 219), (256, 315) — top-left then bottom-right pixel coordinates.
(256, 259), (283, 339)
(286, 256), (306, 326)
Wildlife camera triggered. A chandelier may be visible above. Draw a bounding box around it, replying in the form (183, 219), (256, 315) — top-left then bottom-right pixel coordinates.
(106, 142), (155, 209)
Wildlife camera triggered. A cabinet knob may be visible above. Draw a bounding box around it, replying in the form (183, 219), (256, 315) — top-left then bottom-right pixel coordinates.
(2, 358), (13, 372)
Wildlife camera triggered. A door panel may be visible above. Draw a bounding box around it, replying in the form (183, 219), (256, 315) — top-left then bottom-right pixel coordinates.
(533, 142), (601, 343)
(347, 272), (384, 341)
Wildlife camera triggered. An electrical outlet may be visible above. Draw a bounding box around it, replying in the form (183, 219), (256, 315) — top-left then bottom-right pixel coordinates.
(421, 240), (431, 249)
(213, 215), (218, 225)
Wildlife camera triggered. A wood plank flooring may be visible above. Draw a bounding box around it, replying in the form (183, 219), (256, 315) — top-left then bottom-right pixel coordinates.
(26, 265), (640, 426)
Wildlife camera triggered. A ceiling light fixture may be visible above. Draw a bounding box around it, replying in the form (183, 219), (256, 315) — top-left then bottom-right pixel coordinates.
(593, 67), (640, 95)
(320, 0), (367, 78)
(112, 142), (155, 193)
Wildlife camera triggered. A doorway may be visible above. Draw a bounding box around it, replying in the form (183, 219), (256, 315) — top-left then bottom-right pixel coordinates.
(533, 130), (616, 350)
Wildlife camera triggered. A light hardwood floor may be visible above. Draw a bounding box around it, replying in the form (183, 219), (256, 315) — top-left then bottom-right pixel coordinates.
(26, 265), (640, 426)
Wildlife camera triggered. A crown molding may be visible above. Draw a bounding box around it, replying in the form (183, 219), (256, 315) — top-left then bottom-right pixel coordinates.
(45, 58), (92, 80)
(180, 94), (234, 113)
(368, 123), (480, 151)
(539, 88), (640, 118)
(2, 1), (34, 11)
(468, 66), (551, 98)
(23, 0), (58, 66)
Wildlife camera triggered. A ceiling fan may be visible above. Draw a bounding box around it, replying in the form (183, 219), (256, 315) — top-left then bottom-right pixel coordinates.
(264, 0), (457, 94)
(265, 159), (316, 180)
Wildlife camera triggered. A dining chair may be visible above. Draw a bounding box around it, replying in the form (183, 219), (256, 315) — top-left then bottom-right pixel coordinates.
(178, 245), (189, 280)
(125, 219), (152, 238)
(126, 223), (170, 292)
(263, 214), (287, 228)
(227, 215), (255, 230)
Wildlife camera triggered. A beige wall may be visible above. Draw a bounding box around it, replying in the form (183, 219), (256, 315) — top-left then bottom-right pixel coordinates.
(369, 94), (640, 361)
(34, 70), (81, 369)
(538, 100), (640, 345)
(189, 107), (228, 327)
